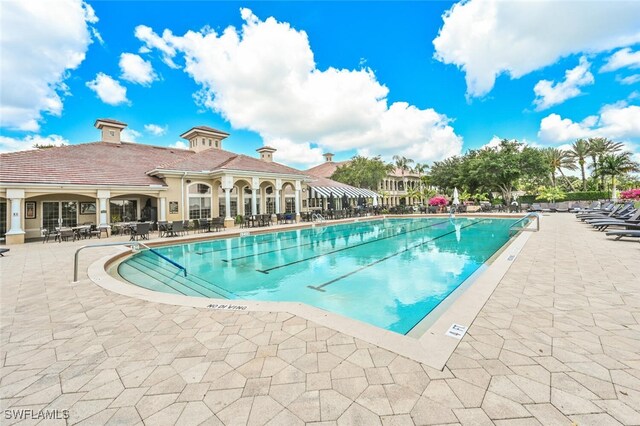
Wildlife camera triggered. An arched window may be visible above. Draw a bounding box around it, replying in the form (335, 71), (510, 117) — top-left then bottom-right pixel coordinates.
(188, 183), (212, 219)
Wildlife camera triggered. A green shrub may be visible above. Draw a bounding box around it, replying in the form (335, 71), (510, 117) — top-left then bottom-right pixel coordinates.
(234, 215), (244, 224)
(519, 191), (609, 203)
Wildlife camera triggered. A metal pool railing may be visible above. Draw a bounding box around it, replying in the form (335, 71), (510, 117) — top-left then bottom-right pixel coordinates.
(73, 241), (187, 282)
(508, 212), (540, 236)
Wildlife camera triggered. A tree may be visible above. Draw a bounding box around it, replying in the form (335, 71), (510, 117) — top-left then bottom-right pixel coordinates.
(543, 148), (577, 190)
(331, 155), (394, 190)
(588, 137), (623, 190)
(467, 140), (548, 204)
(569, 139), (589, 190)
(598, 152), (640, 200)
(428, 156), (466, 192)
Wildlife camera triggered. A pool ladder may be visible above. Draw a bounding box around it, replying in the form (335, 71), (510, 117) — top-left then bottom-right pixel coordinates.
(508, 212), (540, 236)
(312, 213), (325, 223)
(73, 241), (187, 282)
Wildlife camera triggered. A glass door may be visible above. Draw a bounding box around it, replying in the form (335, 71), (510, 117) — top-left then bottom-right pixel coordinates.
(43, 201), (78, 230)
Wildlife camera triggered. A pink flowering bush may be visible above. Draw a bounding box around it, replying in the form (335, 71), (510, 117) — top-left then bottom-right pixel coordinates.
(620, 189), (640, 200)
(428, 196), (449, 206)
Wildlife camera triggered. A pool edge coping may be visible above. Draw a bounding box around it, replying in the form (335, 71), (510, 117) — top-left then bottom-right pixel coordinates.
(87, 214), (536, 370)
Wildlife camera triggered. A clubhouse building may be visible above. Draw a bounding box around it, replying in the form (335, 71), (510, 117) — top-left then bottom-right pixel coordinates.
(0, 119), (378, 244)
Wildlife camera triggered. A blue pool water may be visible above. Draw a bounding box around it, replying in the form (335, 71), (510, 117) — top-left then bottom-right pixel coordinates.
(118, 217), (519, 334)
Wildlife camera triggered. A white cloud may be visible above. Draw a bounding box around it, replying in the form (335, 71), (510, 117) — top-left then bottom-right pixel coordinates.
(86, 73), (129, 105)
(433, 0), (640, 98)
(135, 9), (462, 168)
(538, 103), (640, 143)
(169, 140), (188, 149)
(135, 25), (179, 69)
(533, 57), (594, 111)
(0, 134), (69, 153)
(119, 53), (157, 86)
(600, 47), (640, 72)
(144, 124), (167, 136)
(121, 128), (141, 142)
(617, 74), (640, 85)
(0, 0), (99, 131)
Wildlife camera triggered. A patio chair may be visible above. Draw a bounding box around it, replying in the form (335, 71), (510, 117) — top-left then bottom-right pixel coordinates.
(211, 217), (225, 231)
(58, 228), (75, 242)
(171, 221), (185, 236)
(130, 222), (151, 240)
(41, 228), (58, 243)
(183, 220), (191, 234)
(555, 202), (569, 212)
(198, 219), (210, 233)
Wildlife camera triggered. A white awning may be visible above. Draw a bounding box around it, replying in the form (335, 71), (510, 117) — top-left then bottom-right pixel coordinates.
(308, 185), (379, 199)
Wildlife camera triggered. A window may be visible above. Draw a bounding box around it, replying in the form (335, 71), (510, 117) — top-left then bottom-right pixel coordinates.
(214, 140), (218, 148)
(110, 200), (137, 222)
(208, 139), (212, 146)
(109, 130), (115, 137)
(188, 183), (212, 219)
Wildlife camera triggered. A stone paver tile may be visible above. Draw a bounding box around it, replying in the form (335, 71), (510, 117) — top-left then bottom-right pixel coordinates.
(356, 385), (393, 416)
(382, 384), (420, 414)
(265, 408), (304, 426)
(550, 388), (602, 415)
(332, 376), (368, 401)
(445, 378), (486, 408)
(215, 396), (253, 426)
(338, 402), (382, 426)
(203, 388), (243, 413)
(369, 348), (397, 368)
(331, 361), (365, 380)
(242, 377), (271, 397)
(346, 349), (375, 368)
(594, 399), (640, 425)
(135, 393), (179, 420)
(451, 367), (491, 389)
(271, 364), (306, 385)
(524, 402), (572, 425)
(508, 375), (550, 403)
(74, 407), (117, 426)
(493, 418), (542, 425)
(67, 399), (112, 424)
(566, 371), (616, 399)
(307, 372), (332, 391)
(410, 396), (458, 425)
(423, 379), (464, 408)
(365, 367), (393, 385)
(390, 371), (430, 395)
(144, 402), (186, 426)
(380, 414), (414, 426)
(105, 406), (142, 425)
(209, 371), (247, 390)
(569, 413), (623, 426)
(176, 382), (210, 402)
(481, 391), (530, 420)
(317, 352), (343, 372)
(288, 390), (321, 422)
(109, 386), (148, 408)
(247, 395), (283, 426)
(176, 401), (219, 425)
(319, 389), (352, 421)
(453, 407), (493, 426)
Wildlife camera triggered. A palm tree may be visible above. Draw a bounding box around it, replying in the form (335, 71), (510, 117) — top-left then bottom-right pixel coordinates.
(587, 137), (624, 190)
(598, 152), (640, 200)
(543, 148), (577, 190)
(392, 155), (414, 177)
(569, 139), (589, 190)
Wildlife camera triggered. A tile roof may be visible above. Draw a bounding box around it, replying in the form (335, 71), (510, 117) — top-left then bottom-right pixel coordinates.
(0, 142), (314, 187)
(0, 142), (192, 186)
(158, 148), (307, 176)
(305, 161), (349, 178)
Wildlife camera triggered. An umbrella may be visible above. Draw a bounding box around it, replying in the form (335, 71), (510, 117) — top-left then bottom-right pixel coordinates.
(342, 194), (349, 209)
(453, 187), (460, 206)
(328, 193), (335, 210)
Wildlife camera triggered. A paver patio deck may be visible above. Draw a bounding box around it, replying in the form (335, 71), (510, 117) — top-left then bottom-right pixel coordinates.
(1, 214), (639, 425)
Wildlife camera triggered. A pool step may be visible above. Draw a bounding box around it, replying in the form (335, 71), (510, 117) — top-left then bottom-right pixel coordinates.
(122, 253), (234, 299)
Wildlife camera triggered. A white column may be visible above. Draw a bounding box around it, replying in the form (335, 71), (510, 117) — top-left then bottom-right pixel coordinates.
(251, 190), (257, 215)
(7, 189), (24, 235)
(159, 197), (167, 221)
(294, 181), (301, 219)
(224, 189), (231, 220)
(275, 178), (283, 214)
(97, 190), (110, 226)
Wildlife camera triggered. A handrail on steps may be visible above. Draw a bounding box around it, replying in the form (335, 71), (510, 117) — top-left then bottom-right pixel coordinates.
(73, 241), (187, 282)
(509, 212), (540, 235)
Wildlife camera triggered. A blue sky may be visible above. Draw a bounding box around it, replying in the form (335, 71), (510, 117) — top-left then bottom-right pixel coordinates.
(1, 0), (640, 169)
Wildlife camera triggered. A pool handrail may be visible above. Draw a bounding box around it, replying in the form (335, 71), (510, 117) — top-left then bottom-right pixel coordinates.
(73, 241), (187, 282)
(509, 212), (540, 235)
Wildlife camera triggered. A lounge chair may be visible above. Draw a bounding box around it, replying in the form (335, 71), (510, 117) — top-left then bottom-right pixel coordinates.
(577, 204), (632, 221)
(0, 248), (9, 256)
(587, 210), (640, 230)
(211, 217), (224, 231)
(171, 221), (185, 236)
(606, 229), (640, 241)
(555, 202), (569, 212)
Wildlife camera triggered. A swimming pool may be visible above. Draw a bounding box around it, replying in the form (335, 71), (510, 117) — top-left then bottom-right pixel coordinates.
(118, 217), (519, 334)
